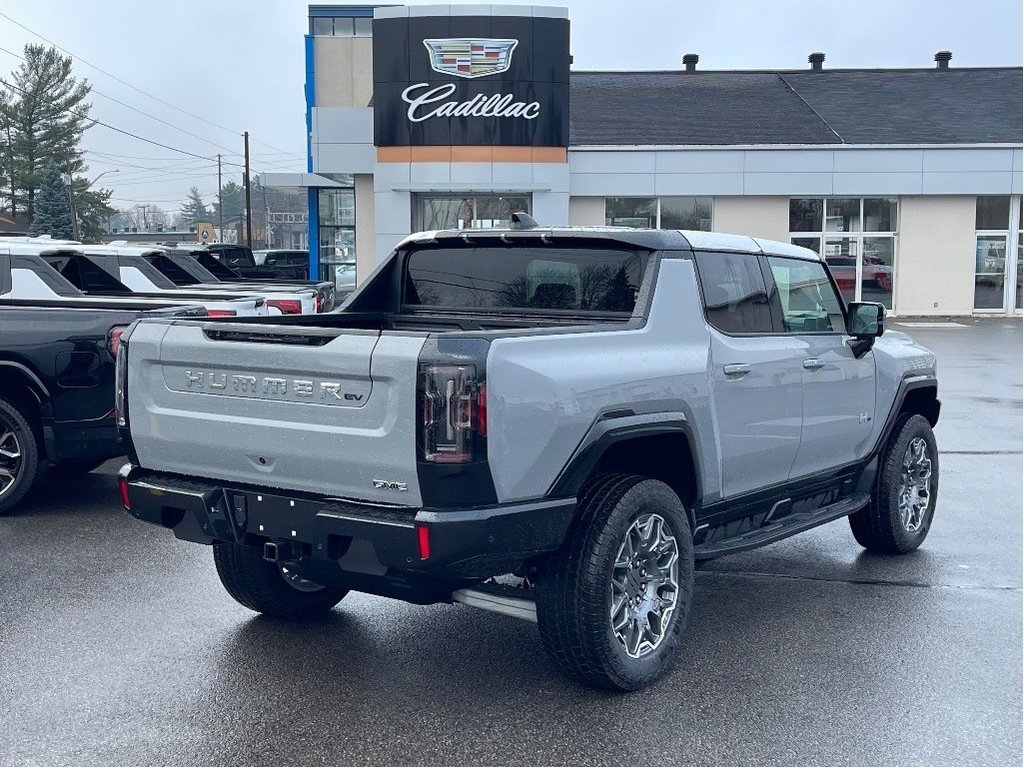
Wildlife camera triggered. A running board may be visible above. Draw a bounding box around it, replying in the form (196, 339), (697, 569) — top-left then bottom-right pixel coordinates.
(452, 586), (537, 623)
(694, 493), (870, 560)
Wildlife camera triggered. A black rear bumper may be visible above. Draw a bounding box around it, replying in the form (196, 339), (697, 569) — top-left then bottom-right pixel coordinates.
(120, 465), (574, 580)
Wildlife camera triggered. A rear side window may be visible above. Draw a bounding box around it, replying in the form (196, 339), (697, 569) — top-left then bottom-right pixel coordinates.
(694, 251), (772, 334)
(220, 248), (248, 267)
(766, 256), (845, 333)
(404, 247), (647, 313)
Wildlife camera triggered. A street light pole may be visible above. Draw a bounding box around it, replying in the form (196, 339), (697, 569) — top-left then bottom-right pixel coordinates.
(65, 161), (80, 241)
(68, 169), (120, 241)
(243, 131), (253, 248)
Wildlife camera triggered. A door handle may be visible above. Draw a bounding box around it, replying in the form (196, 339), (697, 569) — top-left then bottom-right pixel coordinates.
(803, 358), (825, 370)
(723, 363), (751, 376)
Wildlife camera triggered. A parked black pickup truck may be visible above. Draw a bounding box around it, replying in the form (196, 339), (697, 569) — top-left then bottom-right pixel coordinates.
(162, 246), (335, 311)
(204, 243), (307, 280)
(0, 253), (208, 513)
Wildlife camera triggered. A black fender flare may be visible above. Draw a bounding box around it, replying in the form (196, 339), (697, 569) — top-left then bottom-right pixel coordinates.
(872, 374), (940, 457)
(547, 411), (702, 527)
(0, 360), (51, 407)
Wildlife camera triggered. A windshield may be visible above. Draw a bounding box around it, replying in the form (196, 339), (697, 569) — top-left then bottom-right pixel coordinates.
(403, 246), (648, 313)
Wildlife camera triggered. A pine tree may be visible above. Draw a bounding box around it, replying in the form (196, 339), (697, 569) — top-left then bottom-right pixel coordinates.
(70, 176), (115, 242)
(180, 186), (208, 228)
(0, 44), (92, 221)
(31, 164), (73, 238)
(213, 181), (245, 222)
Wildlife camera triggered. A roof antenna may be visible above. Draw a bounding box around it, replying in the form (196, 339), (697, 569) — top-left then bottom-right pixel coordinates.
(510, 211), (538, 230)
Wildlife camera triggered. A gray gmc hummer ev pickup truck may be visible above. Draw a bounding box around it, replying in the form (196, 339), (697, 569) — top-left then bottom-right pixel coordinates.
(117, 220), (940, 690)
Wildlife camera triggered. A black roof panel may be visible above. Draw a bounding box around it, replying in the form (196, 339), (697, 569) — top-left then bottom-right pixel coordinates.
(568, 67), (1022, 146)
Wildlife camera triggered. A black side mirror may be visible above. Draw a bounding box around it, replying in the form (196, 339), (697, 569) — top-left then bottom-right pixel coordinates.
(846, 302), (885, 358)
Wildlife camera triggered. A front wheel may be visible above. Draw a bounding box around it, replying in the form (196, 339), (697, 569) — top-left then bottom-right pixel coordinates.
(535, 474), (694, 691)
(849, 414), (939, 554)
(213, 542), (349, 618)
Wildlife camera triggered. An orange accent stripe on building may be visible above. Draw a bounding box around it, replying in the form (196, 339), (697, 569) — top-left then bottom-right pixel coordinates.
(376, 146), (567, 164)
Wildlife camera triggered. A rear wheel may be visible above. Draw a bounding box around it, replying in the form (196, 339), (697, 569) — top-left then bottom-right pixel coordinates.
(849, 414), (939, 554)
(535, 474), (694, 690)
(0, 394), (44, 515)
(213, 542), (349, 618)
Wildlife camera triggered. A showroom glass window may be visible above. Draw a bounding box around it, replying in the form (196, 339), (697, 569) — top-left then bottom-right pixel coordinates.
(605, 197), (712, 230)
(973, 195), (1023, 312)
(318, 177), (356, 292)
(789, 198), (897, 309)
(413, 194), (531, 231)
(310, 16), (372, 36)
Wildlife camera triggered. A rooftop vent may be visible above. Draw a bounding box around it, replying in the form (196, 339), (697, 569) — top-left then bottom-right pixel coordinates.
(808, 52), (825, 70)
(682, 53), (699, 72)
(935, 50), (952, 69)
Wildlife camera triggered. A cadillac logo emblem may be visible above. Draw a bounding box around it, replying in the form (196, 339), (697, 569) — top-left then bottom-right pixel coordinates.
(423, 38), (518, 79)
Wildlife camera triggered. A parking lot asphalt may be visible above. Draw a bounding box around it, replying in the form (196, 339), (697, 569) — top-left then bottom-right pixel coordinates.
(0, 318), (1020, 767)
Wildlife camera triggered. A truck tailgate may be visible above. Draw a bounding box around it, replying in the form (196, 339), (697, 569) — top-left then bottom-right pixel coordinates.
(126, 320), (427, 505)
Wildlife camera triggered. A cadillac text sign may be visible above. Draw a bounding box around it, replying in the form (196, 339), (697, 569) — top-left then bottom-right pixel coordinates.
(372, 13), (569, 147)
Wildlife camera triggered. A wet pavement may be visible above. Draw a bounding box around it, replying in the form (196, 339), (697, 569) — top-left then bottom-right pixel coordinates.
(0, 318), (1020, 766)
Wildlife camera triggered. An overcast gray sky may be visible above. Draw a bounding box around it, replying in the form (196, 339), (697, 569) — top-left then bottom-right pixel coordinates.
(0, 0), (1020, 215)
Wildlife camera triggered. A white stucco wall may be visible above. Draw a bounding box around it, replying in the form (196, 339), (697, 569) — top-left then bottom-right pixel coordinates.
(712, 196), (789, 241)
(895, 196), (978, 316)
(354, 174), (376, 284)
(314, 36), (373, 108)
(568, 196), (605, 226)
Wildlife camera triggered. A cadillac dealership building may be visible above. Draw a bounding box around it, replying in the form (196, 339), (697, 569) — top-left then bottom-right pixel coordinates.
(264, 4), (1023, 316)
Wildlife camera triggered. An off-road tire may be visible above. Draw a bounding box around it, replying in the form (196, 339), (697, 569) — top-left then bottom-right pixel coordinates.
(213, 542), (349, 618)
(535, 474), (694, 691)
(849, 414), (939, 554)
(0, 393), (44, 515)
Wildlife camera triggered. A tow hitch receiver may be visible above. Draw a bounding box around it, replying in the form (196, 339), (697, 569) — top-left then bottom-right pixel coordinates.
(263, 541), (302, 563)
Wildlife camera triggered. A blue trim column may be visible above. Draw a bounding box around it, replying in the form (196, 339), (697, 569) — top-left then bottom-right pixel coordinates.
(308, 188), (319, 280)
(304, 33), (318, 278)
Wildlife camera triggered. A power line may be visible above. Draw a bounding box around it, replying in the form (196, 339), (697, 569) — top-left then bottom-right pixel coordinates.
(0, 10), (295, 156)
(0, 42), (239, 156)
(0, 75), (216, 162)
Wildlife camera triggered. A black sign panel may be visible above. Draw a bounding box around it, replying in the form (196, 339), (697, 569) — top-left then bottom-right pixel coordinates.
(372, 14), (570, 147)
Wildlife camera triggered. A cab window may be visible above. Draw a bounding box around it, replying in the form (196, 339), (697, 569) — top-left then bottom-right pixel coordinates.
(766, 256), (845, 333)
(694, 251), (773, 334)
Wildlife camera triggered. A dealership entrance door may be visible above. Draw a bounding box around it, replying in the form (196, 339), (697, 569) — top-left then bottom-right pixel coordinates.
(413, 193), (532, 231)
(974, 195), (1023, 314)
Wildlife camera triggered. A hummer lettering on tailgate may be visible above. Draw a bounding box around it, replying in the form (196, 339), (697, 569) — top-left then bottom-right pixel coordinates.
(263, 377), (288, 396)
(320, 382), (342, 400)
(185, 370), (203, 388)
(232, 375), (258, 394)
(294, 380), (314, 397)
(208, 373), (227, 390)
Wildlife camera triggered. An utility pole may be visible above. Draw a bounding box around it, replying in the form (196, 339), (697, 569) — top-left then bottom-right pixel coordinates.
(243, 131), (252, 248)
(66, 161), (81, 241)
(217, 153), (223, 242)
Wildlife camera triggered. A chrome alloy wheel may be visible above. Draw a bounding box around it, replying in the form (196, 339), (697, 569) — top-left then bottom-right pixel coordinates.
(0, 425), (22, 499)
(899, 437), (933, 532)
(279, 563), (324, 593)
(610, 513), (680, 659)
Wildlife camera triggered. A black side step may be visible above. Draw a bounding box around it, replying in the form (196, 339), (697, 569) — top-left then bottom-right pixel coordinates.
(694, 493), (870, 560)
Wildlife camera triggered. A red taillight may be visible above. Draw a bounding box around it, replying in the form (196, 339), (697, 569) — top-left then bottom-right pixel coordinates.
(473, 384), (487, 437)
(416, 524), (430, 560)
(267, 299), (302, 315)
(420, 365), (486, 463)
(108, 325), (127, 358)
(118, 475), (131, 511)
(207, 309), (237, 318)
(313, 292), (322, 313)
